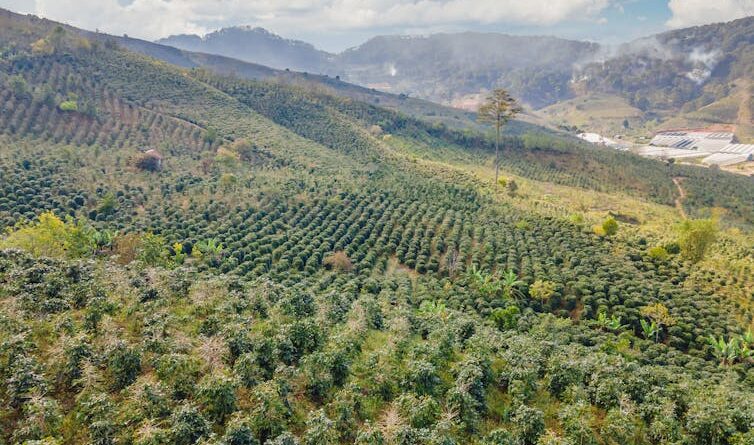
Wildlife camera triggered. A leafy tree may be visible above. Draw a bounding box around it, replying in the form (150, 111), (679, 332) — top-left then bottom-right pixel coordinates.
(267, 432), (300, 445)
(506, 179), (519, 197)
(155, 353), (201, 399)
(222, 414), (260, 445)
(707, 336), (748, 366)
(676, 218), (718, 263)
(640, 319), (658, 342)
(7, 74), (30, 98)
(249, 382), (291, 443)
(355, 425), (385, 445)
(323, 251), (353, 272)
(6, 355), (47, 407)
(482, 429), (515, 445)
(640, 303), (675, 343)
(12, 396), (62, 443)
(466, 265), (502, 298)
(559, 401), (595, 445)
(59, 100), (79, 112)
(601, 217), (618, 237)
(500, 270), (524, 302)
(478, 89), (522, 184)
(138, 233), (170, 266)
(529, 280), (556, 305)
(593, 310), (626, 333)
(647, 246), (669, 261)
(1, 212), (96, 259)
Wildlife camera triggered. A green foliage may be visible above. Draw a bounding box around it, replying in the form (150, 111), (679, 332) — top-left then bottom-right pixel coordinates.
(676, 218), (718, 263)
(489, 305), (520, 331)
(58, 100), (78, 112)
(0, 212), (96, 259)
(529, 280), (556, 304)
(138, 232), (170, 266)
(506, 179), (518, 197)
(107, 342), (141, 390)
(198, 373), (238, 422)
(0, 13), (752, 445)
(170, 403), (210, 445)
(7, 74), (30, 98)
(601, 217), (618, 237)
(647, 245), (669, 261)
(512, 405), (545, 445)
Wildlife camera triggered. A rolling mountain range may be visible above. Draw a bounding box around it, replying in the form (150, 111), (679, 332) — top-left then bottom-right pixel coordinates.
(158, 27), (333, 73)
(160, 18), (754, 140)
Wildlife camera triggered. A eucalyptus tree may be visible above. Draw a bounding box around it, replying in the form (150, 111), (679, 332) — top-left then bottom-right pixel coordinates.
(478, 89), (522, 185)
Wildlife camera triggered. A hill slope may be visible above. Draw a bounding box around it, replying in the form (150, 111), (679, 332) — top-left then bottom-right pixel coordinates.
(0, 10), (753, 445)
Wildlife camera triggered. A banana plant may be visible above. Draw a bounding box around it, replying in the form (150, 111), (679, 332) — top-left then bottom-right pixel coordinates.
(419, 300), (448, 321)
(640, 319), (658, 341)
(193, 238), (224, 257)
(465, 265), (502, 299)
(708, 335), (740, 366)
(741, 329), (753, 347)
(596, 310), (627, 332)
(500, 269), (524, 302)
(739, 342), (752, 362)
(93, 229), (117, 251)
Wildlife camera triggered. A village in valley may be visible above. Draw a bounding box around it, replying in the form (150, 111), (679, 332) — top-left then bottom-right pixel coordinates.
(578, 125), (754, 175)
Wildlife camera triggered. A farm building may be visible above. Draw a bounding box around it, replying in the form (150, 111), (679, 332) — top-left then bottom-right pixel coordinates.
(643, 128), (753, 167)
(649, 130), (734, 153)
(720, 144), (754, 156)
(134, 149), (164, 171)
(639, 147), (707, 160)
(702, 152), (754, 166)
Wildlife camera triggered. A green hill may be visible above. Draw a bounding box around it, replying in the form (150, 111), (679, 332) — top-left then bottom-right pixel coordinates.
(0, 10), (753, 445)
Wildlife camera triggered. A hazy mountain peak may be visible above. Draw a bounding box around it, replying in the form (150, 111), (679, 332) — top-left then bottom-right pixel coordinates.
(158, 25), (332, 72)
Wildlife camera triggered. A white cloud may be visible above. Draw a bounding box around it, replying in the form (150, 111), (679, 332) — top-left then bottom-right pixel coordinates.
(0, 0), (612, 40)
(667, 0), (754, 28)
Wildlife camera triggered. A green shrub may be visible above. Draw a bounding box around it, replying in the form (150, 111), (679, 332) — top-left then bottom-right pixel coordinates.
(59, 100), (79, 112)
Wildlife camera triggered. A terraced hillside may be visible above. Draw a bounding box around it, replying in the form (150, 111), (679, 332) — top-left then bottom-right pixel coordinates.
(0, 13), (753, 445)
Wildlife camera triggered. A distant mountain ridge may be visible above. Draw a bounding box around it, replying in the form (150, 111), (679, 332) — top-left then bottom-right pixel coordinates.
(158, 27), (600, 108)
(158, 26), (332, 72)
(157, 19), (754, 138)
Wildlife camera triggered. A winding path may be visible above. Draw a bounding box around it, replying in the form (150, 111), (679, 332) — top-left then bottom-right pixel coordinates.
(673, 177), (687, 219)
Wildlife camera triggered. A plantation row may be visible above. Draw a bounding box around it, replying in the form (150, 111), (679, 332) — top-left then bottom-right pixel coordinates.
(1, 56), (214, 152)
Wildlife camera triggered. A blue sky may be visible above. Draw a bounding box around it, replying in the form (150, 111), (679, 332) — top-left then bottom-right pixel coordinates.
(0, 0), (752, 52)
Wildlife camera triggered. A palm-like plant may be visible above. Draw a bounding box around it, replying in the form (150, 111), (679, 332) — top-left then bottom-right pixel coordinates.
(640, 319), (658, 341)
(708, 335), (740, 366)
(465, 265), (501, 298)
(419, 300), (448, 321)
(500, 269), (524, 302)
(194, 238), (224, 257)
(93, 229), (117, 251)
(595, 310), (627, 332)
(741, 329), (753, 347)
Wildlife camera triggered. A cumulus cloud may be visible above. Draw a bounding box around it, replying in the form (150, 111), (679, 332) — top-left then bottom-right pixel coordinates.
(0, 0), (611, 41)
(667, 0), (754, 28)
